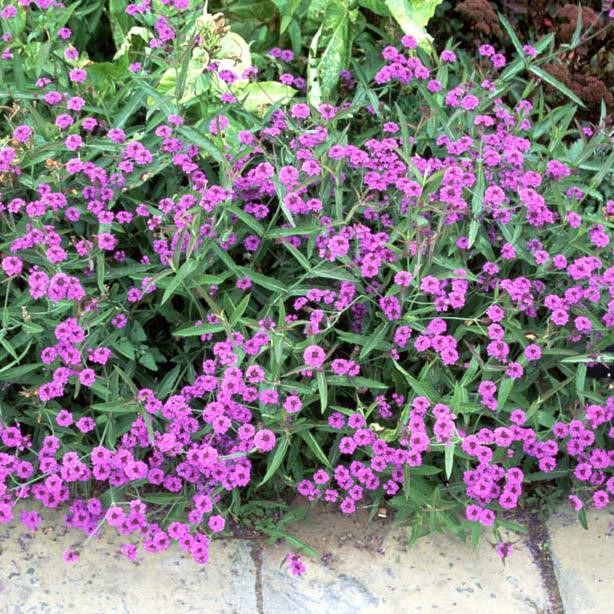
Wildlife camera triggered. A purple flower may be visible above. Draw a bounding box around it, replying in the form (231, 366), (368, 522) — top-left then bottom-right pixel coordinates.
(78, 369), (96, 388)
(523, 344), (542, 362)
(1, 256), (22, 276)
(254, 429), (276, 453)
(208, 515), (225, 533)
(56, 409), (73, 427)
(68, 68), (87, 83)
(440, 49), (457, 63)
(63, 549), (80, 564)
(13, 125), (33, 143)
(303, 344), (326, 368)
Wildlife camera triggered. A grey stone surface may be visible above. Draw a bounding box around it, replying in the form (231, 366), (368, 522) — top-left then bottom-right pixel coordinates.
(261, 507), (548, 613)
(2, 503), (613, 613)
(0, 520), (256, 613)
(547, 506), (614, 614)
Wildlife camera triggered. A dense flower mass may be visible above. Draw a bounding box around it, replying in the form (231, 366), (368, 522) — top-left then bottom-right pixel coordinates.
(0, 0), (612, 569)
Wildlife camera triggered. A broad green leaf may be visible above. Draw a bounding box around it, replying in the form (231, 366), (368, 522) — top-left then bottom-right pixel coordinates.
(216, 32), (252, 77)
(307, 25), (323, 107)
(315, 1), (355, 101)
(240, 81), (296, 114)
(108, 0), (135, 47)
(306, 0), (330, 22)
(384, 0), (444, 48)
(112, 338), (136, 361)
(358, 0), (389, 15)
(113, 26), (151, 60)
(272, 0), (302, 32)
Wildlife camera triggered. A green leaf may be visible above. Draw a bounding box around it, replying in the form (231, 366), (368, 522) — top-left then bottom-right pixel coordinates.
(161, 259), (197, 305)
(226, 204), (265, 236)
(267, 226), (322, 238)
(300, 431), (331, 468)
(577, 508), (589, 530)
(524, 469), (568, 482)
(471, 522), (483, 548)
(258, 436), (289, 486)
(240, 81), (296, 113)
(384, 0), (444, 48)
(326, 375), (388, 390)
(229, 293), (252, 327)
(444, 443), (455, 480)
(156, 365), (182, 398)
(359, 322), (389, 359)
(139, 352), (158, 371)
(392, 360), (436, 397)
(238, 267), (288, 293)
(498, 14), (524, 57)
(529, 65), (585, 108)
(112, 26), (151, 61)
(562, 353), (614, 364)
(316, 370), (328, 412)
(409, 465), (442, 476)
(0, 335), (17, 360)
(576, 363), (587, 400)
(112, 338), (136, 360)
(173, 322), (226, 337)
(272, 0), (301, 31)
(92, 400), (140, 413)
(337, 330), (390, 352)
(358, 0), (389, 15)
(108, 0), (135, 47)
(281, 243), (311, 272)
(175, 125), (225, 164)
(20, 322), (44, 334)
(497, 378), (515, 411)
(310, 1), (355, 102)
(471, 164), (485, 217)
(0, 363), (40, 381)
(307, 25), (323, 107)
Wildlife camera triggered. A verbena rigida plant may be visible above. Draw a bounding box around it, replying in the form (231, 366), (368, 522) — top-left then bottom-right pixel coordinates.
(0, 1), (612, 569)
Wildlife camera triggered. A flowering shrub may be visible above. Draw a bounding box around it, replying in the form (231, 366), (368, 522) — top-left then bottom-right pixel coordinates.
(0, 1), (613, 568)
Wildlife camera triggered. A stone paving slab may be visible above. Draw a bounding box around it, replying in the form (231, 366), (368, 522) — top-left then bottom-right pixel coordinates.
(547, 506), (614, 614)
(260, 507), (547, 614)
(0, 522), (257, 613)
(0, 504), (612, 613)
